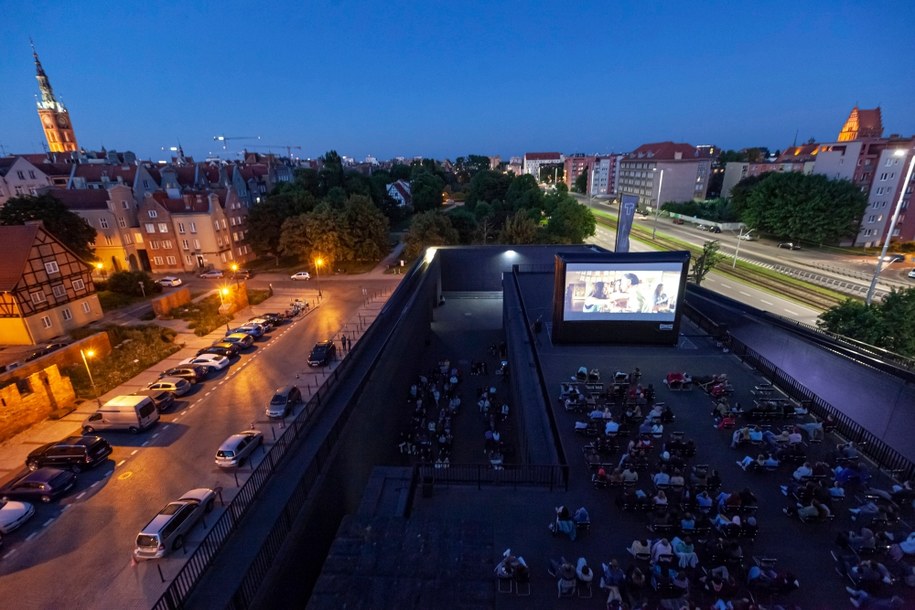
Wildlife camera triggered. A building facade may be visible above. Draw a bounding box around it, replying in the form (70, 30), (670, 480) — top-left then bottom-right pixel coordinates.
(618, 142), (713, 209)
(32, 44), (78, 153)
(0, 157), (53, 205)
(522, 152), (563, 182)
(0, 224), (101, 345)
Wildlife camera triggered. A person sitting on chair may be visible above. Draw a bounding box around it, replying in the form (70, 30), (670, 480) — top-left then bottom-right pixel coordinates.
(573, 506), (590, 526)
(627, 538), (651, 558)
(549, 557), (577, 597)
(575, 557), (594, 584)
(672, 535), (699, 568)
(651, 538), (673, 563)
(600, 558), (626, 603)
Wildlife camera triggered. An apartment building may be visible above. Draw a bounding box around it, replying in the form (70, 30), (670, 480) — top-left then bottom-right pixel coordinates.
(617, 142), (714, 210)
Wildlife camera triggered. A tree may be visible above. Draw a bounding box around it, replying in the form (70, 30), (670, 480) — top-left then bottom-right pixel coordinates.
(466, 170), (512, 210)
(544, 199), (595, 244)
(318, 150), (345, 196)
(875, 289), (915, 356)
(691, 240), (723, 286)
(817, 288), (915, 357)
(404, 211), (458, 259)
(499, 210), (541, 244)
(447, 208), (479, 244)
(573, 168), (589, 194)
(733, 172), (867, 244)
(278, 214), (312, 261)
(106, 270), (161, 296)
(505, 174), (544, 212)
(247, 190), (316, 263)
(817, 299), (884, 345)
(411, 169), (446, 212)
(338, 195), (390, 262)
(0, 194), (97, 260)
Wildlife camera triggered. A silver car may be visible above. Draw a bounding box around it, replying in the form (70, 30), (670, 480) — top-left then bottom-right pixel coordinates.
(134, 488), (216, 560)
(215, 430), (264, 468)
(146, 376), (192, 396)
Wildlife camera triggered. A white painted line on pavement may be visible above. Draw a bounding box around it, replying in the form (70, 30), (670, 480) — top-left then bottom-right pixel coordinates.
(104, 471), (113, 478)
(205, 391), (213, 396)
(27, 532), (38, 541)
(3, 550), (18, 559)
(76, 492), (86, 500)
(90, 481), (100, 488)
(142, 441), (149, 447)
(117, 460), (126, 467)
(720, 283), (733, 289)
(43, 518), (54, 527)
(739, 291), (750, 297)
(784, 309), (798, 316)
(761, 299), (773, 305)
(130, 450), (139, 456)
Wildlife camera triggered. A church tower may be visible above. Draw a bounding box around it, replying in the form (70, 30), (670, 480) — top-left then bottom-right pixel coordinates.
(32, 41), (78, 153)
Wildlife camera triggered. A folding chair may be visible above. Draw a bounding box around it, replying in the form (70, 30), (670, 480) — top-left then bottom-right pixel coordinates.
(514, 557), (531, 596)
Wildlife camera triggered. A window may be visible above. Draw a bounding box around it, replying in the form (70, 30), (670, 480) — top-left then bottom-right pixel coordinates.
(72, 279), (85, 290)
(189, 222), (197, 233)
(44, 261), (60, 274)
(122, 200), (129, 209)
(99, 218), (109, 229)
(153, 256), (164, 265)
(222, 219), (228, 229)
(214, 221), (220, 231)
(41, 316), (52, 329)
(29, 170), (37, 179)
(142, 179), (150, 188)
(158, 223), (169, 233)
(177, 223), (186, 234)
(145, 223), (156, 233)
(62, 308), (72, 321)
(162, 240), (173, 249)
(194, 239), (201, 249)
(185, 255), (193, 265)
(82, 302), (91, 314)
(117, 216), (127, 228)
(150, 241), (159, 250)
(181, 239), (189, 250)
(31, 290), (47, 304)
(122, 232), (132, 244)
(16, 170), (25, 179)
(148, 210), (158, 218)
(52, 285), (66, 298)
(134, 232), (143, 243)
(166, 256), (176, 265)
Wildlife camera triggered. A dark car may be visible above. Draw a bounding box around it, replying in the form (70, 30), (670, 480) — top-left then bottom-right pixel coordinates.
(223, 333), (255, 349)
(777, 242), (801, 250)
(307, 340), (337, 367)
(132, 389), (176, 413)
(199, 343), (241, 359)
(160, 366), (208, 384)
(232, 269), (254, 280)
(0, 468), (77, 503)
(260, 313), (285, 326)
(26, 435), (112, 473)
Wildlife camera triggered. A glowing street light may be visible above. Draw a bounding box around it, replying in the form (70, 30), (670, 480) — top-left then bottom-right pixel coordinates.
(230, 262), (240, 287)
(80, 348), (102, 407)
(314, 256), (324, 298)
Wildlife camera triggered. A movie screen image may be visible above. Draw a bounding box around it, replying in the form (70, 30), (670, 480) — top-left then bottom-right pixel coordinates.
(563, 262), (684, 322)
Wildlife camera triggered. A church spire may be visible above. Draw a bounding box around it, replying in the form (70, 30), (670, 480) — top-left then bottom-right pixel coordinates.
(31, 40), (78, 153)
(31, 39), (63, 112)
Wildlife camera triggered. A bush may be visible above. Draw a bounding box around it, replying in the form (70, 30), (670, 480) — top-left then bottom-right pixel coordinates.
(171, 295), (232, 336)
(107, 271), (162, 297)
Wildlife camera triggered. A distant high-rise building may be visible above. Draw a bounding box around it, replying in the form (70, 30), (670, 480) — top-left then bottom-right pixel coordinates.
(32, 42), (78, 153)
(837, 106), (883, 142)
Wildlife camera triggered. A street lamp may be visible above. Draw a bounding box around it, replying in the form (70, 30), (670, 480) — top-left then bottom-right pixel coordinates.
(733, 228), (753, 269)
(230, 262), (239, 287)
(80, 348), (102, 407)
(651, 167), (665, 240)
(220, 287), (231, 331)
(866, 148), (915, 305)
(314, 256), (324, 298)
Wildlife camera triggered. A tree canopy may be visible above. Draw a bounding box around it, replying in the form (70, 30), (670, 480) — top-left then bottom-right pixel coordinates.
(404, 211), (459, 259)
(573, 168), (588, 194)
(691, 240), (723, 286)
(0, 194), (98, 260)
(818, 288), (915, 357)
(730, 172), (867, 244)
(410, 169), (446, 212)
(544, 198), (595, 244)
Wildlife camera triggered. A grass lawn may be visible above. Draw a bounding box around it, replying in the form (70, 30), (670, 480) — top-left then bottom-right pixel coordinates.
(167, 294), (232, 336)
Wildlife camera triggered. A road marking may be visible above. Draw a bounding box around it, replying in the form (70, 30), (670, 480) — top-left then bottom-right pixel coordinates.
(761, 299), (773, 305)
(784, 309), (798, 316)
(118, 471), (133, 480)
(142, 441), (149, 447)
(720, 283), (733, 289)
(206, 391), (213, 397)
(43, 518), (54, 527)
(2, 550), (18, 559)
(90, 481), (100, 488)
(739, 291), (750, 297)
(104, 471), (113, 478)
(130, 450), (139, 456)
(117, 460), (126, 467)
(76, 492), (86, 500)
(27, 532), (38, 541)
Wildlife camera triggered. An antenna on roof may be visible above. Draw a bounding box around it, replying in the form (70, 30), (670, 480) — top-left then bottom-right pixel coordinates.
(792, 129), (798, 147)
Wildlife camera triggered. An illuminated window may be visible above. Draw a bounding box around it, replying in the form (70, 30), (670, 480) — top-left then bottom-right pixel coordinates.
(148, 210), (158, 218)
(158, 223), (168, 233)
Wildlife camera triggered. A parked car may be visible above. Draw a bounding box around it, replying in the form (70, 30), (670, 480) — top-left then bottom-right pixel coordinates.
(266, 385), (302, 418)
(24, 342), (69, 362)
(231, 269), (253, 280)
(737, 232), (757, 241)
(198, 269), (224, 279)
(226, 326), (260, 338)
(146, 376), (192, 396)
(0, 468), (76, 503)
(223, 333), (255, 349)
(26, 435), (112, 473)
(259, 313), (285, 326)
(307, 340), (337, 367)
(908, 269), (915, 279)
(179, 354), (230, 371)
(156, 276), (183, 287)
(777, 242), (801, 250)
(160, 366), (208, 384)
(881, 253), (905, 263)
(290, 271), (311, 281)
(215, 430), (264, 468)
(131, 389), (176, 413)
(237, 323), (265, 338)
(0, 499), (35, 534)
(133, 488), (216, 560)
(197, 344), (240, 360)
(672, 218), (684, 225)
(248, 316), (274, 329)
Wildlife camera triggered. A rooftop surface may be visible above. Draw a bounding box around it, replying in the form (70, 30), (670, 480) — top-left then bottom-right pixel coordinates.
(306, 282), (914, 609)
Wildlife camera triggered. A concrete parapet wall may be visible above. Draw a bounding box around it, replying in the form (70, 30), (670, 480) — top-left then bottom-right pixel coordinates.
(152, 287), (192, 317)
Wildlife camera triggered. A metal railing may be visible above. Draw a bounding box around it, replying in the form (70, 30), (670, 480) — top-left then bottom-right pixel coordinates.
(416, 463), (567, 491)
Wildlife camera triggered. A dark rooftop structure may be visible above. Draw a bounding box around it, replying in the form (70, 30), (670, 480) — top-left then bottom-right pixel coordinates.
(185, 245), (915, 610)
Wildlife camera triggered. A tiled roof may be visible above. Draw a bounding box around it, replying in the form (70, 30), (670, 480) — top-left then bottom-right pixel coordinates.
(524, 152), (562, 161)
(777, 144), (819, 162)
(153, 191), (211, 214)
(48, 189), (110, 210)
(0, 224), (41, 291)
(628, 142), (712, 160)
(73, 164), (137, 183)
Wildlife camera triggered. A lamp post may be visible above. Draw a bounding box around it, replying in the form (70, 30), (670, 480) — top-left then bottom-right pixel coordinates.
(230, 262), (239, 287)
(80, 348), (102, 407)
(651, 167), (665, 240)
(220, 286), (231, 332)
(314, 256), (323, 298)
(733, 229), (752, 269)
(866, 149), (915, 305)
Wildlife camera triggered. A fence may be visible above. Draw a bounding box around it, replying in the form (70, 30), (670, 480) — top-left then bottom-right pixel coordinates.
(682, 300), (915, 482)
(416, 463), (567, 491)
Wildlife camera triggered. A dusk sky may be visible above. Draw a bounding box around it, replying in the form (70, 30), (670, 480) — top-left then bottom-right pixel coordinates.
(2, 1), (913, 162)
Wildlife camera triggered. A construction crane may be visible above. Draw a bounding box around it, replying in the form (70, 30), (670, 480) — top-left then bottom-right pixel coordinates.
(243, 144), (303, 158)
(213, 135), (261, 150)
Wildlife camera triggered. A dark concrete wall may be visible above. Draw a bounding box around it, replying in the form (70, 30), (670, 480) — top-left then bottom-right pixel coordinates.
(438, 245), (600, 292)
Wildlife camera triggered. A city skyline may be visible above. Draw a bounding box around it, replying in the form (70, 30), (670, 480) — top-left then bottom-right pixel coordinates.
(1, 1), (914, 162)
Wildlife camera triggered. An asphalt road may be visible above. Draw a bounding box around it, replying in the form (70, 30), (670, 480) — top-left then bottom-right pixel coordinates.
(0, 279), (398, 608)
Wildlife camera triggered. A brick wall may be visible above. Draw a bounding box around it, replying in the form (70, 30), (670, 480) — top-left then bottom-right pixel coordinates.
(152, 287), (192, 317)
(0, 365), (76, 442)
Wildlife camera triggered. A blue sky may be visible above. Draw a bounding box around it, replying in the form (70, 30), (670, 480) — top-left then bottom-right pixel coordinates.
(1, 1), (913, 162)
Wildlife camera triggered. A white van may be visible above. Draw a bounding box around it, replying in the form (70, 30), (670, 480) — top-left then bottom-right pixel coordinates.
(82, 395), (160, 434)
